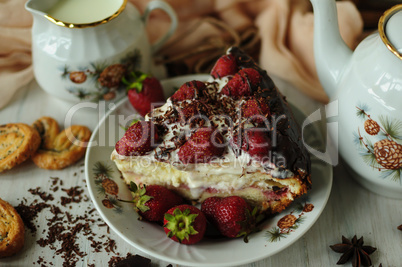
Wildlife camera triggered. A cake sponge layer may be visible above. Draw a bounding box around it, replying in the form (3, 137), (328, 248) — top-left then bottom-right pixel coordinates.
(112, 151), (309, 214)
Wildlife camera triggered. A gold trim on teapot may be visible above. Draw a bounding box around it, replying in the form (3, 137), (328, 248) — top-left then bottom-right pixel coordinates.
(379, 4), (402, 60)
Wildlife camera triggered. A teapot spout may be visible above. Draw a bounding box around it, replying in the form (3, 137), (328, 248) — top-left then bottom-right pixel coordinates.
(310, 0), (353, 100)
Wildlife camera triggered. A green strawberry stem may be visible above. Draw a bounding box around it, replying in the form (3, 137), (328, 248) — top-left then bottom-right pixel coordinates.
(164, 208), (199, 243)
(122, 71), (150, 93)
(117, 182), (154, 214)
(119, 119), (140, 131)
(117, 198), (135, 203)
(237, 206), (260, 243)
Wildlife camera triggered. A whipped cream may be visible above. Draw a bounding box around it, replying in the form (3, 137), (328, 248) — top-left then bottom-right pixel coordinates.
(115, 76), (293, 180)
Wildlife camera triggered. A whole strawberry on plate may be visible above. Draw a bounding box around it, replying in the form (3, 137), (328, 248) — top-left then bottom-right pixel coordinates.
(163, 204), (206, 245)
(201, 196), (258, 242)
(123, 71), (165, 117)
(122, 181), (184, 222)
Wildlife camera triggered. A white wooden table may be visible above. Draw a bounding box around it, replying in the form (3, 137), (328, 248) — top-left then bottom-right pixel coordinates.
(0, 80), (401, 267)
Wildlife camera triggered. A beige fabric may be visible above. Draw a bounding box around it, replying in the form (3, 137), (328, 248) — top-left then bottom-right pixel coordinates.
(0, 0), (33, 109)
(0, 0), (363, 109)
(256, 0), (363, 102)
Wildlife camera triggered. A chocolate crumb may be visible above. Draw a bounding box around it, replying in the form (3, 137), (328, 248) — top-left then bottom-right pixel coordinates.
(15, 176), (121, 267)
(398, 225), (402, 231)
(28, 187), (54, 202)
(113, 254), (151, 267)
(15, 201), (50, 233)
(108, 253), (134, 267)
(60, 186), (84, 206)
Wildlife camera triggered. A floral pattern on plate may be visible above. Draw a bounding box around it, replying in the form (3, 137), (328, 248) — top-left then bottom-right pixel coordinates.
(265, 197), (314, 242)
(93, 161), (123, 213)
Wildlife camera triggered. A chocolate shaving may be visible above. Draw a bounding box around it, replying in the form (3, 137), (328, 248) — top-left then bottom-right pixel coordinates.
(28, 187), (54, 202)
(112, 254), (151, 267)
(14, 177), (123, 266)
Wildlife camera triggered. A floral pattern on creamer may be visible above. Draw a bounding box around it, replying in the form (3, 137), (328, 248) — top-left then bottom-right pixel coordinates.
(354, 104), (402, 183)
(60, 49), (141, 102)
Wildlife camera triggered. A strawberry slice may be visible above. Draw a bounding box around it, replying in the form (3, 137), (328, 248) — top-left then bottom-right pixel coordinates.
(122, 182), (184, 222)
(210, 54), (238, 78)
(123, 71), (165, 117)
(232, 128), (271, 161)
(221, 68), (261, 98)
(178, 127), (225, 164)
(115, 121), (158, 156)
(164, 204), (206, 245)
(201, 196), (258, 242)
(176, 101), (208, 123)
(171, 80), (206, 102)
(241, 98), (271, 124)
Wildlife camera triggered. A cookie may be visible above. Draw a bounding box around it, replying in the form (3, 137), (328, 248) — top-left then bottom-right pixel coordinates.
(0, 198), (25, 258)
(32, 117), (91, 170)
(0, 123), (41, 172)
(32, 116), (60, 150)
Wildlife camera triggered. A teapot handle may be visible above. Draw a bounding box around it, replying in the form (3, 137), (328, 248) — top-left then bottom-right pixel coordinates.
(142, 0), (178, 54)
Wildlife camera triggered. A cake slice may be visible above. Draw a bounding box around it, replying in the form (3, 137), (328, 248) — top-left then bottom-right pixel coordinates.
(111, 47), (311, 215)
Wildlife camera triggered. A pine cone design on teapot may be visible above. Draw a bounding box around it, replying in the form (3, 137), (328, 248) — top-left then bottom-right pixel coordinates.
(364, 119), (380, 136)
(354, 105), (402, 182)
(373, 139), (402, 170)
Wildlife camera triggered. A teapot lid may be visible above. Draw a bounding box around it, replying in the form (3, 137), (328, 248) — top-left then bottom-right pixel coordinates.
(379, 4), (402, 60)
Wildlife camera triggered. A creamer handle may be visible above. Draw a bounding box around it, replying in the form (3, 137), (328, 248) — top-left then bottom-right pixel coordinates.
(142, 0), (178, 54)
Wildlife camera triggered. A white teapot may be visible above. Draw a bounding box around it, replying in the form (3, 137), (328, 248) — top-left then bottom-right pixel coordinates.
(25, 0), (177, 102)
(310, 0), (402, 198)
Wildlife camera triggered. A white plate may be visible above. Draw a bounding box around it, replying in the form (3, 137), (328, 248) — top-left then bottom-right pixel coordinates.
(85, 74), (333, 267)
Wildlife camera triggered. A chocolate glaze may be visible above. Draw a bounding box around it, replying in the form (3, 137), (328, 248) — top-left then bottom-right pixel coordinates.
(229, 47), (311, 182)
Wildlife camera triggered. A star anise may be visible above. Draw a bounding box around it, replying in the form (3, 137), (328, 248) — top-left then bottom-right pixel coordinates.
(330, 235), (377, 267)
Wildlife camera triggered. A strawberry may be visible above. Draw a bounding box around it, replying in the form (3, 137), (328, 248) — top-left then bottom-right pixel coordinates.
(201, 196), (257, 242)
(123, 71), (165, 117)
(176, 101), (208, 122)
(178, 127), (225, 164)
(241, 98), (271, 124)
(171, 80), (206, 102)
(232, 128), (271, 161)
(211, 54), (238, 78)
(163, 204), (206, 245)
(115, 121), (158, 156)
(221, 68), (262, 98)
(124, 182), (184, 222)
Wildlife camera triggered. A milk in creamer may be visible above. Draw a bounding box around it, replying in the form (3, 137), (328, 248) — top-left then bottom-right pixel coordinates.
(47, 0), (124, 24)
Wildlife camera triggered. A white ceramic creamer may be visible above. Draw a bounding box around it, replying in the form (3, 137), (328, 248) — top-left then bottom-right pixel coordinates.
(25, 0), (177, 102)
